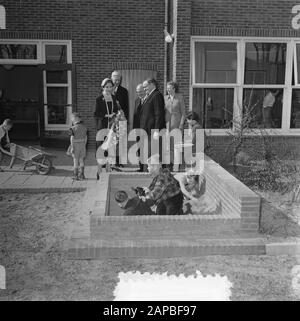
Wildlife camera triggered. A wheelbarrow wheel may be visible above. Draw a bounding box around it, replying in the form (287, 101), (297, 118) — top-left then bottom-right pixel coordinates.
(36, 157), (52, 175)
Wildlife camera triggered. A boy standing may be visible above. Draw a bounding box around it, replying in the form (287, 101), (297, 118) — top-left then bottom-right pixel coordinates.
(69, 113), (87, 180)
(0, 119), (13, 172)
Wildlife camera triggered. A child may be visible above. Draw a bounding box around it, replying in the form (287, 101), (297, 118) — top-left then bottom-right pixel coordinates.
(0, 119), (13, 172)
(69, 113), (87, 180)
(114, 190), (154, 216)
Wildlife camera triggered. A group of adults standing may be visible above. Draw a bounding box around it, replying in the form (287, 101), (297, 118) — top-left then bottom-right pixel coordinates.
(94, 70), (187, 171)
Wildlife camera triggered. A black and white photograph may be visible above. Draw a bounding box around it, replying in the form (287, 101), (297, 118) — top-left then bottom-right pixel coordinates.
(1, 0), (300, 306)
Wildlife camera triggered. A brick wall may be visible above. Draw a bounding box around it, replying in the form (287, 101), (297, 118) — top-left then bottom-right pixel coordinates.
(173, 0), (191, 110)
(0, 0), (165, 146)
(205, 154), (261, 232)
(191, 0), (298, 31)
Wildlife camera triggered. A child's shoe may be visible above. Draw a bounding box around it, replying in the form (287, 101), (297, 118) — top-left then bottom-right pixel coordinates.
(79, 166), (85, 180)
(73, 168), (79, 180)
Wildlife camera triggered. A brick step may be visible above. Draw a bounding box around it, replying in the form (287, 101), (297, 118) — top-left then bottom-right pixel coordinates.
(67, 238), (266, 259)
(90, 216), (247, 240)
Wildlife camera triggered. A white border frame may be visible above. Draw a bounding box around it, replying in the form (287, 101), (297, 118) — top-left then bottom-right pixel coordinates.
(191, 36), (300, 136)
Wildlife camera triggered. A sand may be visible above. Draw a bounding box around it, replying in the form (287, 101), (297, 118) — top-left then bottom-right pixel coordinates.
(0, 191), (300, 301)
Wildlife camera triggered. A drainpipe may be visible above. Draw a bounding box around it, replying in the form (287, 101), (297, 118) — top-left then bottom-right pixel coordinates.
(163, 0), (169, 95)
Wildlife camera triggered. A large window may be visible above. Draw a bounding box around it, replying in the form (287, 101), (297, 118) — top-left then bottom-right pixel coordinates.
(191, 38), (300, 133)
(192, 41), (237, 129)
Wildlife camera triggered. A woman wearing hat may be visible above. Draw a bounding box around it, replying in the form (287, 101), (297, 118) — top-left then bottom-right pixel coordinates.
(94, 78), (123, 177)
(94, 78), (120, 130)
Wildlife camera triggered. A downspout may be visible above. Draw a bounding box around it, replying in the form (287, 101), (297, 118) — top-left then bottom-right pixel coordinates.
(164, 0), (169, 95)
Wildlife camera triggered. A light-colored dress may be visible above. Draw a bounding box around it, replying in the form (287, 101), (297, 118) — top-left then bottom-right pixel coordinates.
(164, 93), (186, 131)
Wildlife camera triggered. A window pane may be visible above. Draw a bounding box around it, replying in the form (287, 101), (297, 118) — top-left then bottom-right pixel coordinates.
(244, 43), (286, 84)
(192, 88), (234, 128)
(291, 89), (300, 128)
(0, 44), (37, 59)
(194, 42), (237, 83)
(47, 87), (68, 124)
(45, 45), (67, 64)
(243, 89), (283, 128)
(46, 70), (68, 83)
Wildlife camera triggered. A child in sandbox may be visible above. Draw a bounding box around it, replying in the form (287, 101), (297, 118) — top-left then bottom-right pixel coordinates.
(0, 119), (13, 172)
(68, 113), (87, 180)
(115, 190), (154, 216)
(179, 169), (220, 215)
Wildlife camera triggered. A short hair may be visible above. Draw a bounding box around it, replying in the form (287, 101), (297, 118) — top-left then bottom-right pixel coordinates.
(71, 112), (81, 119)
(111, 70), (121, 77)
(145, 78), (158, 88)
(115, 190), (128, 203)
(186, 111), (200, 122)
(136, 83), (144, 91)
(3, 119), (13, 126)
(111, 70), (122, 83)
(167, 81), (179, 93)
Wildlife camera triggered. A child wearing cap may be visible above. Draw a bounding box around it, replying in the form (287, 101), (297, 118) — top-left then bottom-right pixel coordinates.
(0, 119), (13, 172)
(69, 113), (87, 180)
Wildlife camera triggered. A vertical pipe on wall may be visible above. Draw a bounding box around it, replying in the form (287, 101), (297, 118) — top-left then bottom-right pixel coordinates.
(164, 0), (169, 95)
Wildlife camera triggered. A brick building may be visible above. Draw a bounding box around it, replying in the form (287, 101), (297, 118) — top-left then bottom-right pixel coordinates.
(1, 0), (300, 157)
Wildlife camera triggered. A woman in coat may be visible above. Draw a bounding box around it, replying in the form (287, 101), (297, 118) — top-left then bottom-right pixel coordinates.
(164, 81), (186, 171)
(94, 78), (122, 177)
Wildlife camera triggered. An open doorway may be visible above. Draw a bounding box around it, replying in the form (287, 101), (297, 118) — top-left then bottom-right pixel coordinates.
(0, 65), (40, 140)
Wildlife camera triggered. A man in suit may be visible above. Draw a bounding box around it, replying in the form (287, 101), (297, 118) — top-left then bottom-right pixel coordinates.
(139, 78), (165, 171)
(133, 84), (146, 171)
(111, 70), (129, 121)
(133, 84), (146, 129)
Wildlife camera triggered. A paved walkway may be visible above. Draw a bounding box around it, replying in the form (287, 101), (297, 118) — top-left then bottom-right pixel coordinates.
(0, 165), (99, 192)
(0, 145), (100, 192)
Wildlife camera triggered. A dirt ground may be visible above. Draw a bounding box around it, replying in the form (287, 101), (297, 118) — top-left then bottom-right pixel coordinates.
(0, 191), (300, 301)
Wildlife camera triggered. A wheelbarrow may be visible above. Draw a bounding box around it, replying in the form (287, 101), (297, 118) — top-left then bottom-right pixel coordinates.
(7, 143), (56, 175)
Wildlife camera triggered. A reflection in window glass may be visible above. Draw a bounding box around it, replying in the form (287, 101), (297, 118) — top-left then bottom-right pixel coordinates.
(244, 43), (286, 84)
(194, 42), (237, 83)
(291, 90), (300, 128)
(0, 44), (37, 59)
(192, 88), (233, 129)
(47, 87), (68, 124)
(243, 89), (282, 128)
(45, 45), (67, 64)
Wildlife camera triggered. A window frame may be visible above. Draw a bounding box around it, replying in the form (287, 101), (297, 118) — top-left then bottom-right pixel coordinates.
(191, 36), (300, 135)
(0, 39), (72, 131)
(42, 40), (72, 131)
(0, 39), (42, 64)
